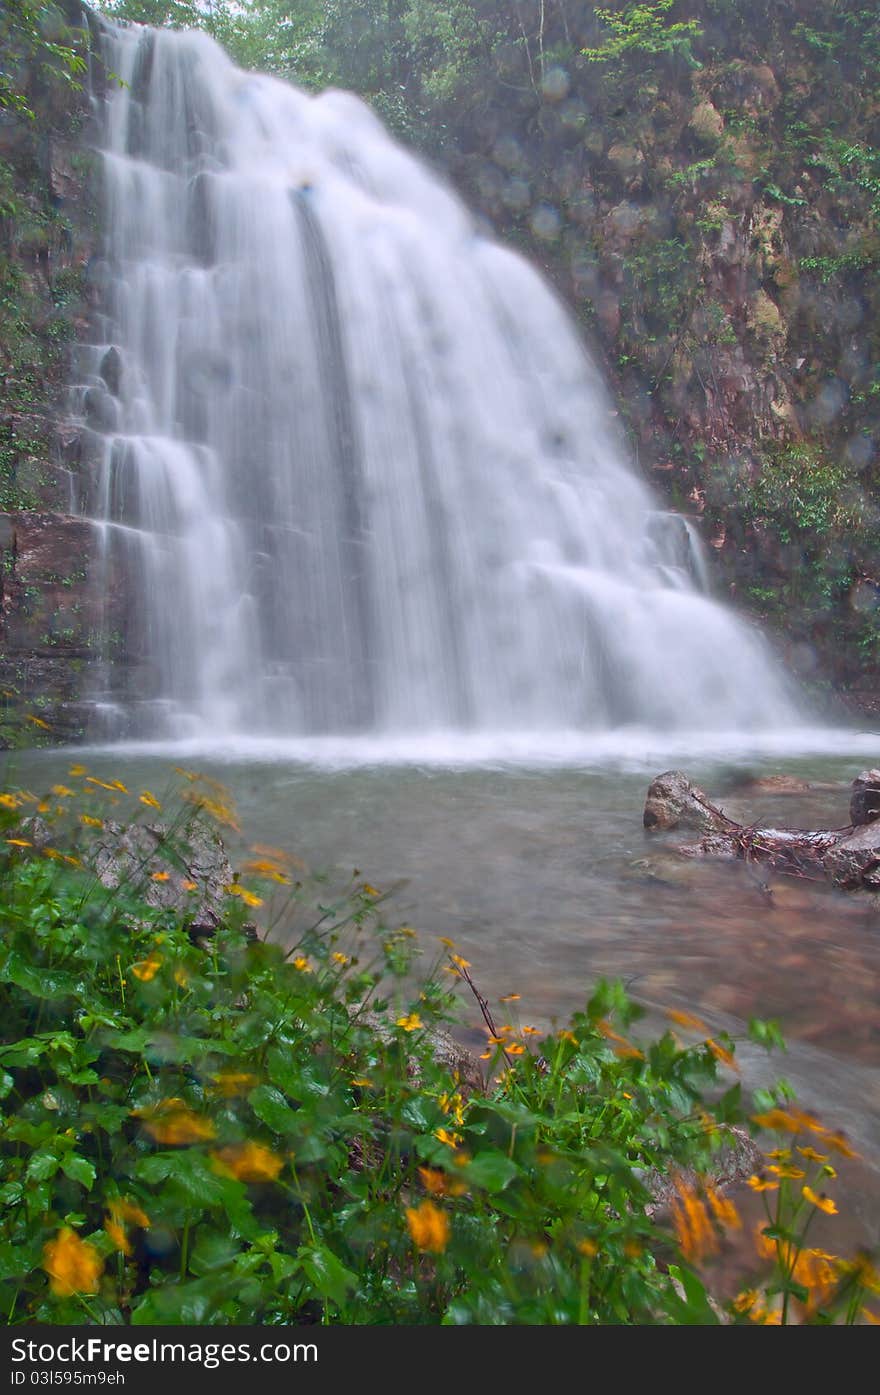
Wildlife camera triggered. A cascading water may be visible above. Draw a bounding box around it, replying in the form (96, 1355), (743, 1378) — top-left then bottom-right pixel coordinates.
(72, 20), (799, 742)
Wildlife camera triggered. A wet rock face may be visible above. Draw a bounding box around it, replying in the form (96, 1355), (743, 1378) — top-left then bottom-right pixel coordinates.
(0, 513), (128, 744)
(89, 820), (235, 932)
(849, 770), (880, 828)
(643, 770), (725, 834)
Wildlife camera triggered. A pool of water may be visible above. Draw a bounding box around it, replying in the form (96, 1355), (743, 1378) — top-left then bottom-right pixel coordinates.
(3, 728), (879, 1247)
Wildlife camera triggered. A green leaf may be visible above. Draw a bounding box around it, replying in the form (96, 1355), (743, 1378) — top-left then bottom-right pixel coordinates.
(26, 1152), (60, 1182)
(666, 1265), (721, 1324)
(136, 1152), (229, 1207)
(713, 1082), (742, 1122)
(0, 953), (82, 1000)
(266, 1047), (303, 1097)
(60, 1155), (96, 1190)
(298, 1243), (356, 1308)
(0, 1240), (38, 1282)
(249, 1084), (301, 1135)
(463, 1150), (521, 1192)
(0, 1071), (12, 1099)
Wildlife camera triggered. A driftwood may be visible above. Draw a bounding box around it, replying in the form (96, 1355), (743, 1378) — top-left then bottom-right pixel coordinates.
(643, 768), (880, 891)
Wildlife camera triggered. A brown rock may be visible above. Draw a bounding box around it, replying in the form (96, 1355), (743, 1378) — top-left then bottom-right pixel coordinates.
(643, 771), (727, 834)
(850, 769), (880, 827)
(823, 822), (880, 888)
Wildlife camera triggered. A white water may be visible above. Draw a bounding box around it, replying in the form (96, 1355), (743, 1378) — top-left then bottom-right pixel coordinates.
(72, 21), (801, 742)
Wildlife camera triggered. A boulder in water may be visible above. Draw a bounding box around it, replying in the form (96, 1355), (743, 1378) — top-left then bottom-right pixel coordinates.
(849, 769), (880, 827)
(643, 770), (728, 834)
(823, 821), (880, 889)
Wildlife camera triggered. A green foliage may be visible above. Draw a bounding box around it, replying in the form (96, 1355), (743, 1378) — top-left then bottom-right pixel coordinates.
(1, 769), (870, 1325)
(749, 445), (862, 542)
(582, 2), (703, 68)
(0, 2), (87, 121)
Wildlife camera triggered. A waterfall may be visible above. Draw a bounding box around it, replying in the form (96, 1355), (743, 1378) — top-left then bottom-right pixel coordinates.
(71, 21), (799, 741)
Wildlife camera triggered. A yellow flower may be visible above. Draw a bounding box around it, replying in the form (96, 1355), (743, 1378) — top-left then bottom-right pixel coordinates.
(522, 1025), (540, 1036)
(418, 1166), (448, 1195)
(292, 955), (313, 972)
(5, 838), (31, 848)
(862, 1308), (880, 1324)
(80, 814), (103, 828)
(182, 879), (198, 891)
(766, 1164), (805, 1179)
(150, 871), (170, 882)
(823, 1130), (859, 1159)
(802, 1186), (838, 1214)
(51, 785), (75, 798)
(139, 791), (161, 810)
(499, 993), (521, 1003)
(68, 765), (88, 777)
(751, 1108), (803, 1133)
(396, 1012), (423, 1032)
(362, 883), (381, 897)
(350, 1077), (374, 1089)
(747, 1174), (779, 1192)
(185, 791), (240, 831)
(242, 857), (290, 883)
(418, 1166), (467, 1198)
(705, 1037), (738, 1071)
(104, 1218), (132, 1256)
(405, 1200), (450, 1254)
(706, 1183), (741, 1231)
(211, 1141), (283, 1182)
(210, 1071), (258, 1097)
(848, 1254), (880, 1295)
(26, 714), (50, 730)
(733, 1289), (759, 1314)
(0, 793), (21, 809)
(226, 884), (263, 908)
(332, 952), (351, 966)
(42, 1228), (103, 1297)
(449, 954), (471, 971)
(130, 953), (162, 982)
(766, 1148), (792, 1161)
(797, 1145), (828, 1163)
(107, 1198), (151, 1229)
(670, 1187), (718, 1264)
(173, 967), (189, 987)
(435, 1128), (462, 1149)
(85, 776), (117, 792)
(439, 1091), (465, 1125)
(136, 1099), (216, 1145)
(665, 1008), (708, 1032)
(506, 1042), (526, 1055)
(577, 1239), (598, 1258)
